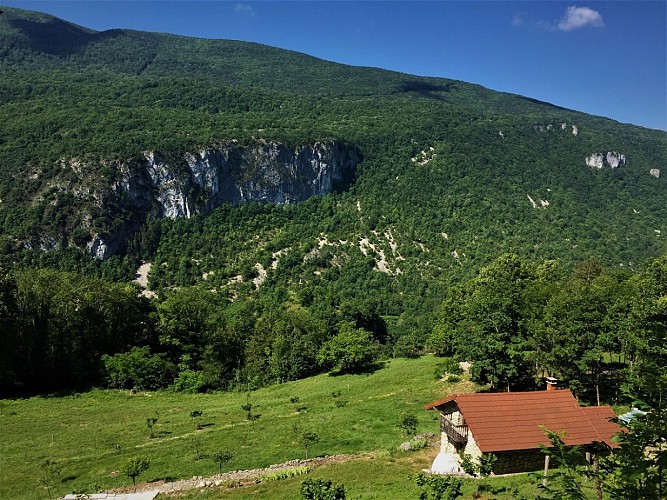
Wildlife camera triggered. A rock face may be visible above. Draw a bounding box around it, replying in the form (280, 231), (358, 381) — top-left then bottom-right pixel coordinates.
(91, 140), (360, 259)
(586, 152), (626, 169)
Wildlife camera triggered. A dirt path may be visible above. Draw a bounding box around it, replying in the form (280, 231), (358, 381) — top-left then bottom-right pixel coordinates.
(110, 453), (370, 496)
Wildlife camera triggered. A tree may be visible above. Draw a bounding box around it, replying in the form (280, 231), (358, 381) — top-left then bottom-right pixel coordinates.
(191, 434), (204, 460)
(102, 347), (176, 391)
(318, 323), (379, 373)
(146, 416), (158, 438)
(445, 254), (536, 392)
(190, 409), (203, 430)
(212, 450), (233, 474)
(603, 407), (666, 499)
(299, 431), (320, 459)
(478, 453), (498, 477)
(156, 287), (226, 369)
(0, 269), (19, 395)
(38, 459), (61, 500)
(121, 456), (150, 490)
(536, 429), (599, 500)
(603, 256), (666, 500)
(535, 266), (620, 403)
(623, 255), (667, 409)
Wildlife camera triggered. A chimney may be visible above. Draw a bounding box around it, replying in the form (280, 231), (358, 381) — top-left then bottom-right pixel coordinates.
(545, 376), (559, 391)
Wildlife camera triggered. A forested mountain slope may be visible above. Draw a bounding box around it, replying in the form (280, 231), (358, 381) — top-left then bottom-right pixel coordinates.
(0, 7), (666, 395)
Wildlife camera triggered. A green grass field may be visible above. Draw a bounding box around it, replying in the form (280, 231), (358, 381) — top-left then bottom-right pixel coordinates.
(1, 356), (481, 499)
(167, 450), (548, 499)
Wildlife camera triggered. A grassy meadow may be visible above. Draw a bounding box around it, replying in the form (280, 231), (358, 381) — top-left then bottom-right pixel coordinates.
(1, 356), (479, 499)
(169, 450), (547, 499)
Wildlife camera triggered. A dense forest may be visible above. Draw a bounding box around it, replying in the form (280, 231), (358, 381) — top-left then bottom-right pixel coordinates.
(0, 6), (665, 407)
(1, 252), (665, 412)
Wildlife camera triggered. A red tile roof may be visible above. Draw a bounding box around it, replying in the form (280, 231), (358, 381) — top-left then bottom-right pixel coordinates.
(581, 406), (622, 448)
(425, 390), (621, 453)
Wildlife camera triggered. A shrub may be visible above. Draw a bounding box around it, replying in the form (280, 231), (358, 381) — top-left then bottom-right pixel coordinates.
(426, 325), (455, 356)
(398, 413), (418, 437)
(172, 369), (205, 393)
(318, 323), (379, 373)
(102, 347), (176, 391)
(300, 478), (346, 499)
(433, 358), (463, 380)
(393, 334), (422, 358)
(413, 471), (462, 499)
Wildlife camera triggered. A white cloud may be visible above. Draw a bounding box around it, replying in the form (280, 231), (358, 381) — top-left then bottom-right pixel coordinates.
(511, 13), (525, 27)
(557, 6), (604, 31)
(235, 3), (255, 17)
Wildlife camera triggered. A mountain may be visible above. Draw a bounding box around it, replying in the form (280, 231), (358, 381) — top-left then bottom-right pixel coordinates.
(0, 6), (666, 301)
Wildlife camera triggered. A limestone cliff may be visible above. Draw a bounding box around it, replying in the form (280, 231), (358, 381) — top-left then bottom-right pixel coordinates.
(585, 152), (626, 169)
(87, 140), (360, 258)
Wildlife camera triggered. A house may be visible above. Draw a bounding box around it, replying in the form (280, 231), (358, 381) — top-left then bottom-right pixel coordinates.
(424, 389), (621, 475)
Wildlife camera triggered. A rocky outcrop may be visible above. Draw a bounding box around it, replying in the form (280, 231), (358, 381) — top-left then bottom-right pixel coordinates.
(90, 140), (360, 259)
(586, 152), (626, 169)
(650, 169), (660, 178)
(115, 140), (359, 219)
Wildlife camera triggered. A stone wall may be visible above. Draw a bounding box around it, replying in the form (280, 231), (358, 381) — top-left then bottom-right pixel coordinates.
(492, 449), (545, 475)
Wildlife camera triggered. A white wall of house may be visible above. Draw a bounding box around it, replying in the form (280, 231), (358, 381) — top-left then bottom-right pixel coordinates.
(463, 431), (482, 460)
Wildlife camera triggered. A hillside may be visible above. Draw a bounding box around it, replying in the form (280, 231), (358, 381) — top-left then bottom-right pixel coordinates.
(1, 7), (665, 273)
(0, 7), (666, 394)
(0, 356), (478, 499)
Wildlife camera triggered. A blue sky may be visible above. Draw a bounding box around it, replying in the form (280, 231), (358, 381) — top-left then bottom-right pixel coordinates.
(3, 1), (666, 130)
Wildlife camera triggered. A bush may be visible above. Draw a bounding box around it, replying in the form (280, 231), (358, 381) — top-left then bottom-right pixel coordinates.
(318, 323), (379, 373)
(393, 334), (422, 358)
(300, 478), (346, 499)
(426, 325), (455, 356)
(102, 347), (176, 391)
(398, 413), (418, 437)
(434, 358), (463, 380)
(413, 471), (462, 499)
(460, 453), (497, 477)
(172, 369), (205, 393)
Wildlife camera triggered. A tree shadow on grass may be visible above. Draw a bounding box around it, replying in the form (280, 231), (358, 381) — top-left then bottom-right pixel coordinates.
(392, 80), (458, 100)
(152, 476), (178, 483)
(327, 361), (386, 377)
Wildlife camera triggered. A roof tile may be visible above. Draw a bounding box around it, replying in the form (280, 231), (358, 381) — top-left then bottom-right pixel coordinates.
(425, 390), (621, 452)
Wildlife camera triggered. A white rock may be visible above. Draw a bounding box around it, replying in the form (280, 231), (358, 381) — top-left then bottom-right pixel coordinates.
(606, 152), (626, 169)
(586, 153), (605, 169)
(527, 194), (537, 208)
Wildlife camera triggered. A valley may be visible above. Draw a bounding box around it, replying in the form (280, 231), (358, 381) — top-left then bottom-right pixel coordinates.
(0, 5), (665, 498)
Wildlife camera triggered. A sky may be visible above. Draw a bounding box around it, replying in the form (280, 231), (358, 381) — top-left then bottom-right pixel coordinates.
(2, 1), (666, 130)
